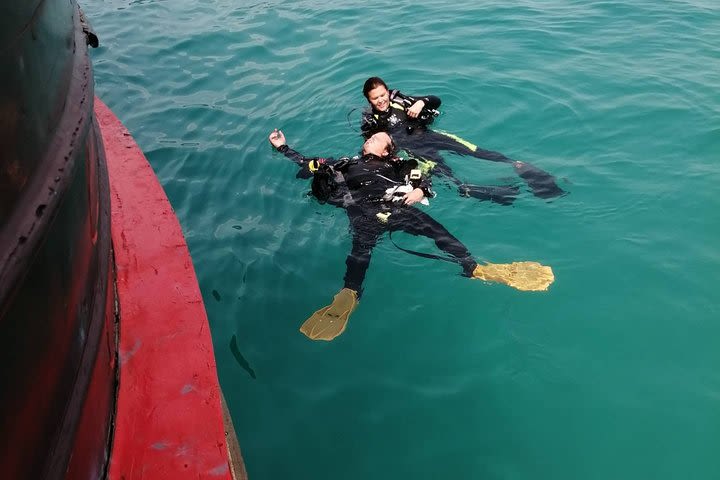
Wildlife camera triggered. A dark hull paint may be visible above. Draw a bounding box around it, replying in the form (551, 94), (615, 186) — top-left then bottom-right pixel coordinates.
(0, 1), (115, 479)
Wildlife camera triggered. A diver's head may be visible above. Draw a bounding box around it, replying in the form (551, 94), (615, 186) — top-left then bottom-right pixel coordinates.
(362, 132), (395, 157)
(363, 76), (390, 113)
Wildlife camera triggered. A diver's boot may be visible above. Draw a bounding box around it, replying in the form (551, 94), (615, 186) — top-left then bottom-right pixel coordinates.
(513, 161), (565, 199)
(300, 288), (359, 341)
(472, 262), (555, 291)
(459, 184), (519, 206)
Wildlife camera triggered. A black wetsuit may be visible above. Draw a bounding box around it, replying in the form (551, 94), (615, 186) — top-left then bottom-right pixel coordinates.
(361, 89), (564, 201)
(361, 90), (442, 136)
(276, 144), (478, 295)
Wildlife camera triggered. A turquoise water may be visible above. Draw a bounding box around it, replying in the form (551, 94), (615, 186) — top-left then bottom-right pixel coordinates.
(84, 1), (720, 478)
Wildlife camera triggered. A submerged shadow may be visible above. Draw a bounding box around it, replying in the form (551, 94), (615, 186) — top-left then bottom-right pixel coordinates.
(230, 334), (256, 379)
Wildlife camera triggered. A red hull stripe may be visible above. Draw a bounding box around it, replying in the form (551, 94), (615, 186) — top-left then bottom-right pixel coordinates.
(96, 98), (232, 479)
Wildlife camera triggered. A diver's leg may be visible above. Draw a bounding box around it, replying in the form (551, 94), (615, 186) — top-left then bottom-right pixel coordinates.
(399, 132), (519, 205)
(420, 129), (512, 163)
(299, 206), (380, 341)
(512, 161), (565, 199)
(389, 207), (477, 276)
(458, 184), (520, 205)
(343, 206), (383, 296)
(426, 129), (565, 199)
(388, 207), (556, 291)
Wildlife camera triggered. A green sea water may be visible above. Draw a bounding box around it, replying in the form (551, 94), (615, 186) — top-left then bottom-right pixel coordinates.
(83, 1), (720, 478)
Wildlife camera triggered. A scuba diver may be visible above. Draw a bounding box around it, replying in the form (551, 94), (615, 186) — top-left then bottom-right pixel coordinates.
(360, 76), (565, 203)
(268, 128), (555, 341)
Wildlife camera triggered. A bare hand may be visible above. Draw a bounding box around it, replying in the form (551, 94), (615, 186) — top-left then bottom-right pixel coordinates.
(406, 100), (426, 119)
(403, 188), (425, 205)
(268, 129), (286, 148)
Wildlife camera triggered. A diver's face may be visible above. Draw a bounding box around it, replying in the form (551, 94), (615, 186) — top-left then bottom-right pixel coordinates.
(362, 132), (392, 157)
(367, 85), (390, 112)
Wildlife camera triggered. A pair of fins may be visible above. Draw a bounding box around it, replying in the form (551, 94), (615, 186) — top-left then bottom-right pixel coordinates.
(300, 261), (555, 341)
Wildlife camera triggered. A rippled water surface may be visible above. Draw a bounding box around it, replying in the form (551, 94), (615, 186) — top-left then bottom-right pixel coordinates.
(83, 1), (719, 478)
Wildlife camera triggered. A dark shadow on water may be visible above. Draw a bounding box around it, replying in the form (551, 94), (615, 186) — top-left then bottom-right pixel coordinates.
(230, 334), (256, 379)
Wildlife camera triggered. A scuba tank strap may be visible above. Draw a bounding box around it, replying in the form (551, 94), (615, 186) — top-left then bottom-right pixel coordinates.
(387, 231), (459, 265)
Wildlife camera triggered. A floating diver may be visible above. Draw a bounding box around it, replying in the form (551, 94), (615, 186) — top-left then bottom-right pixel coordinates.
(268, 128), (555, 341)
(360, 76), (565, 203)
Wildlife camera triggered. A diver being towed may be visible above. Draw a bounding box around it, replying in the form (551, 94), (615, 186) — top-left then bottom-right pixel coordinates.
(268, 128), (555, 341)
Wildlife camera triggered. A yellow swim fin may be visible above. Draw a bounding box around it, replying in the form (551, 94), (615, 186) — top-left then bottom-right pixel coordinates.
(472, 261), (555, 291)
(300, 288), (359, 341)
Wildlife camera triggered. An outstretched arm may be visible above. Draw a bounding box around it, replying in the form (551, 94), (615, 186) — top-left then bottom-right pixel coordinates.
(269, 128), (333, 178)
(268, 129), (306, 166)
